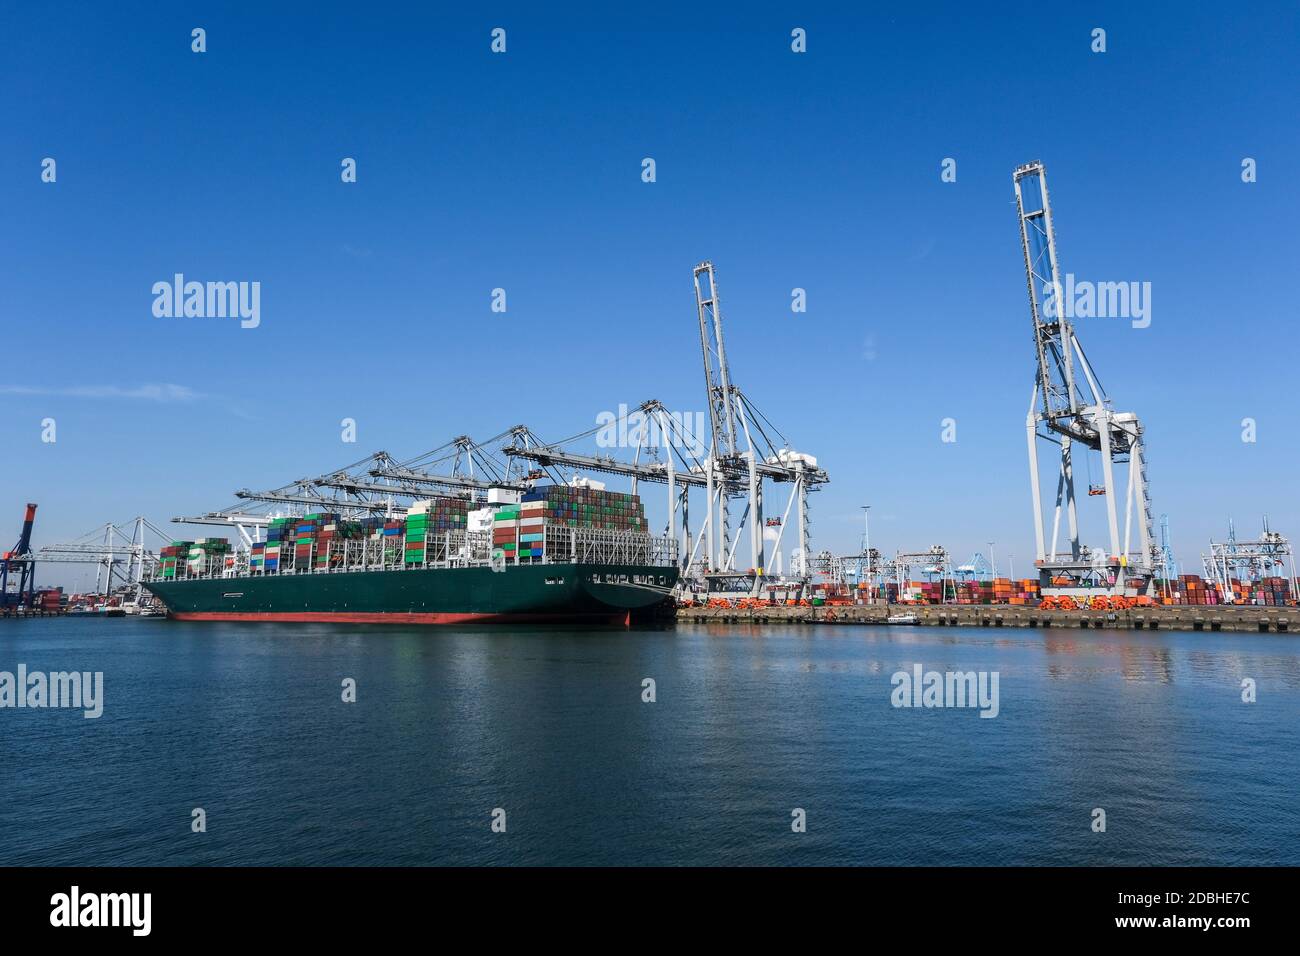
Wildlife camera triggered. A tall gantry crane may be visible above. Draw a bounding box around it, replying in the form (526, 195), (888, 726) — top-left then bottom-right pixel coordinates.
(691, 261), (827, 586)
(503, 262), (827, 593)
(1013, 161), (1157, 593)
(1, 503), (39, 608)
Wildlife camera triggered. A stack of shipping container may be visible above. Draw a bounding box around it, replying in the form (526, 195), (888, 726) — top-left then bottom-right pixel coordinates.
(1245, 576), (1293, 605)
(1152, 574), (1294, 606)
(404, 498), (470, 564)
(186, 539), (231, 576)
(381, 516), (404, 564)
(160, 541), (192, 579)
(491, 485), (648, 565)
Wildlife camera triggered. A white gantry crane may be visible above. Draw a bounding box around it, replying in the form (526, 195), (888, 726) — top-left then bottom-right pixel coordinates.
(1013, 161), (1157, 594)
(1202, 517), (1298, 603)
(502, 261), (828, 594)
(690, 261), (827, 589)
(35, 516), (170, 597)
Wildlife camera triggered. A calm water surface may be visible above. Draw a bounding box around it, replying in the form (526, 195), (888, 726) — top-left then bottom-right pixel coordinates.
(1, 618), (1297, 865)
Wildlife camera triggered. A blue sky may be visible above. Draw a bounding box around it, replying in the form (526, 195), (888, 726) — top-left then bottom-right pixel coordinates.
(2, 2), (1296, 588)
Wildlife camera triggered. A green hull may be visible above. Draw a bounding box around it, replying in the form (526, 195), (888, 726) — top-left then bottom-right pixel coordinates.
(143, 562), (677, 625)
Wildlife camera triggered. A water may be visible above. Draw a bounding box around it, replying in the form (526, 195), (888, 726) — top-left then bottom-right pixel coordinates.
(1, 618), (1297, 866)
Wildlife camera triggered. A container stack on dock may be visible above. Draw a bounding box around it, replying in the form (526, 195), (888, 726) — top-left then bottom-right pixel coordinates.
(1001, 579), (1041, 604)
(1151, 574), (1294, 606)
(899, 581), (958, 604)
(873, 577), (1043, 605)
(36, 588), (64, 613)
(1246, 577), (1293, 605)
(1171, 574), (1221, 606)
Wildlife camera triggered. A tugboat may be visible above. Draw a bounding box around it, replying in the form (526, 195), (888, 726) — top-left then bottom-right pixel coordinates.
(886, 612), (920, 625)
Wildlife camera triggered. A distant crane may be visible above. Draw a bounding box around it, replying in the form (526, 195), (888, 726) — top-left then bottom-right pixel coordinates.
(882, 546), (958, 603)
(1013, 161), (1157, 594)
(1157, 513), (1177, 600)
(1, 503), (39, 608)
(1203, 517), (1298, 602)
(955, 552), (992, 582)
(34, 516), (169, 598)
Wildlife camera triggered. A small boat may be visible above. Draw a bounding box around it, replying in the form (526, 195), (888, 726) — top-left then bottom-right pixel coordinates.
(887, 612), (919, 625)
(68, 604), (127, 618)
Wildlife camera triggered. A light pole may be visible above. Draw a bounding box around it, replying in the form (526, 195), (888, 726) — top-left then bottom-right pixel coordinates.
(988, 541), (997, 580)
(1009, 553), (1015, 581)
(861, 505), (872, 603)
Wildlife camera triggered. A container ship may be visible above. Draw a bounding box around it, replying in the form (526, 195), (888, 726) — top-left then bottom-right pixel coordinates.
(142, 484), (679, 625)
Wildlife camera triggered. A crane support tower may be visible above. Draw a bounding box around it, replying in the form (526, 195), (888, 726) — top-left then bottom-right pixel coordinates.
(1013, 161), (1157, 594)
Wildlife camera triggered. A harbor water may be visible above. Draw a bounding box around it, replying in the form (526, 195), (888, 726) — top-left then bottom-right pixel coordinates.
(1, 618), (1297, 866)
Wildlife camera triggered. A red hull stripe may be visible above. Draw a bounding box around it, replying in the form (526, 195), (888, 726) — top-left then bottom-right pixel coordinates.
(168, 610), (628, 625)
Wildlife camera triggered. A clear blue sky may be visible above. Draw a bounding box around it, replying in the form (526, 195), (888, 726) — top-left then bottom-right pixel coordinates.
(2, 2), (1296, 588)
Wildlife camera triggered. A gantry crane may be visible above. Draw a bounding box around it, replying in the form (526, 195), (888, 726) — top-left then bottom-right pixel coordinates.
(503, 263), (828, 592)
(691, 261), (827, 585)
(1203, 517), (1298, 603)
(34, 516), (169, 598)
(1, 503), (39, 608)
(1013, 161), (1157, 594)
(882, 546), (958, 603)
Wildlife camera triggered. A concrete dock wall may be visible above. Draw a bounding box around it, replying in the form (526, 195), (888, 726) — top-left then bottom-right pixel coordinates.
(676, 603), (1298, 633)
